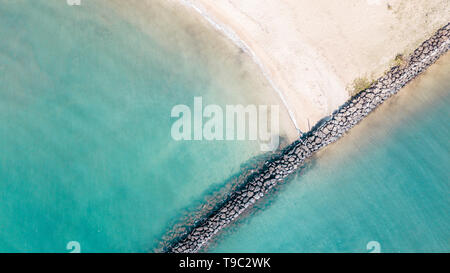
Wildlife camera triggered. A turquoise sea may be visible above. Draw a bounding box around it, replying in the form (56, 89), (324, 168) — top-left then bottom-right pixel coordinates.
(211, 54), (450, 253)
(0, 1), (292, 252)
(0, 1), (448, 253)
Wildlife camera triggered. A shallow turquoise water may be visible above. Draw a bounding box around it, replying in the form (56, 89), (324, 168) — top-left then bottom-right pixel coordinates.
(211, 56), (450, 253)
(0, 1), (277, 252)
(1, 1), (448, 253)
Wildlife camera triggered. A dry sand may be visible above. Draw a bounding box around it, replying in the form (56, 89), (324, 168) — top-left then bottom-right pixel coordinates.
(181, 0), (450, 132)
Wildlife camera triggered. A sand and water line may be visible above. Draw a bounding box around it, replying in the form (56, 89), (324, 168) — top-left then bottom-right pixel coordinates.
(0, 0), (448, 253)
(0, 0), (293, 252)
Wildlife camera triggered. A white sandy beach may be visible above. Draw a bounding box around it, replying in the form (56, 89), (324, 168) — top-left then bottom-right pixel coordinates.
(108, 0), (449, 137)
(180, 0), (450, 132)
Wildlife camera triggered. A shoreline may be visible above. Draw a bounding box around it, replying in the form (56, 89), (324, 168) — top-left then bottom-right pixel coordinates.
(178, 0), (302, 134)
(181, 0), (450, 132)
(165, 23), (450, 253)
(104, 0), (301, 142)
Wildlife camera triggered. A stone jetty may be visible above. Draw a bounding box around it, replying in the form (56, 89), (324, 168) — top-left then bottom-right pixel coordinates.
(167, 23), (450, 253)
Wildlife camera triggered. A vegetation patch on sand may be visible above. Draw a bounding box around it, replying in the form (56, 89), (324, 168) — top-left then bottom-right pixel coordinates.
(350, 77), (375, 96)
(350, 53), (409, 96)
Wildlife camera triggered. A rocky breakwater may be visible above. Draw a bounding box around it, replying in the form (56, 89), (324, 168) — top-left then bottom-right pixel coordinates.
(167, 23), (450, 253)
